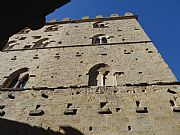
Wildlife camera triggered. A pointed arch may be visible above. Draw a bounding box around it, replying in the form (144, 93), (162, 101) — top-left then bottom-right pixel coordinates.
(1, 67), (29, 88)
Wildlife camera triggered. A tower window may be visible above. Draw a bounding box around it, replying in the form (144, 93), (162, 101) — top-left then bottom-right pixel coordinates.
(94, 38), (100, 44)
(93, 22), (108, 28)
(102, 37), (107, 44)
(1, 68), (29, 89)
(88, 63), (116, 86)
(92, 34), (108, 44)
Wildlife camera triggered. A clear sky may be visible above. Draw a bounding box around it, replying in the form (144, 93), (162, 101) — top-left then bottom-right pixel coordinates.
(47, 0), (180, 81)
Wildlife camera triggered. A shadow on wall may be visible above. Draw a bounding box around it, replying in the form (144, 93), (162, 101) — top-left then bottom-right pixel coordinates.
(0, 118), (84, 135)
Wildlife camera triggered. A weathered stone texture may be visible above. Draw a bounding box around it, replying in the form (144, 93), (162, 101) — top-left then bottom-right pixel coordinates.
(0, 86), (180, 134)
(0, 14), (179, 135)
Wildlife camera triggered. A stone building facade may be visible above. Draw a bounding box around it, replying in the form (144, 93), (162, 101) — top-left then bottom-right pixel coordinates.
(0, 13), (180, 135)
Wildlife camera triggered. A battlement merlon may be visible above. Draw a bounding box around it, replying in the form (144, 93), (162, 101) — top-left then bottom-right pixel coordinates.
(46, 13), (138, 25)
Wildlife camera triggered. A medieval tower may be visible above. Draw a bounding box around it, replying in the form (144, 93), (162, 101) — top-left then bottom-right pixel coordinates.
(0, 13), (180, 135)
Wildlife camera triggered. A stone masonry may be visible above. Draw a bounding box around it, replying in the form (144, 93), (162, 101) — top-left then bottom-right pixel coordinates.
(0, 13), (180, 135)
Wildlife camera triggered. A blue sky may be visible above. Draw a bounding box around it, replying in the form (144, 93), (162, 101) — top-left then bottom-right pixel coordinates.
(47, 0), (180, 81)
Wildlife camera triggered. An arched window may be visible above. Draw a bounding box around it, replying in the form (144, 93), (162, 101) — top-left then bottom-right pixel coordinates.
(16, 74), (29, 88)
(32, 38), (49, 48)
(93, 22), (107, 28)
(93, 23), (99, 28)
(102, 37), (107, 44)
(88, 63), (115, 86)
(100, 24), (105, 28)
(92, 34), (108, 44)
(94, 38), (100, 44)
(1, 68), (29, 89)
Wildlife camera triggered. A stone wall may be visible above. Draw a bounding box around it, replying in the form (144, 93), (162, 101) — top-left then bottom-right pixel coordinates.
(0, 13), (179, 135)
(0, 86), (180, 135)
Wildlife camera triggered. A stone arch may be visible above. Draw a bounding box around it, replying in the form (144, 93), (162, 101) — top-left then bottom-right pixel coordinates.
(88, 63), (116, 86)
(93, 22), (107, 28)
(94, 37), (100, 44)
(92, 34), (108, 44)
(102, 37), (107, 44)
(1, 67), (29, 88)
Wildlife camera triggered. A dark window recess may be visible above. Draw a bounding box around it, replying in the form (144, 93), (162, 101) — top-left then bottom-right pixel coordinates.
(93, 23), (99, 28)
(58, 41), (62, 44)
(32, 36), (41, 39)
(45, 25), (58, 32)
(19, 37), (27, 40)
(100, 24), (105, 28)
(1, 68), (29, 89)
(101, 37), (107, 44)
(94, 38), (100, 44)
(7, 40), (17, 44)
(4, 44), (15, 50)
(32, 38), (49, 48)
(18, 29), (30, 34)
(93, 22), (108, 28)
(88, 63), (110, 86)
(3, 40), (18, 50)
(23, 45), (31, 49)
